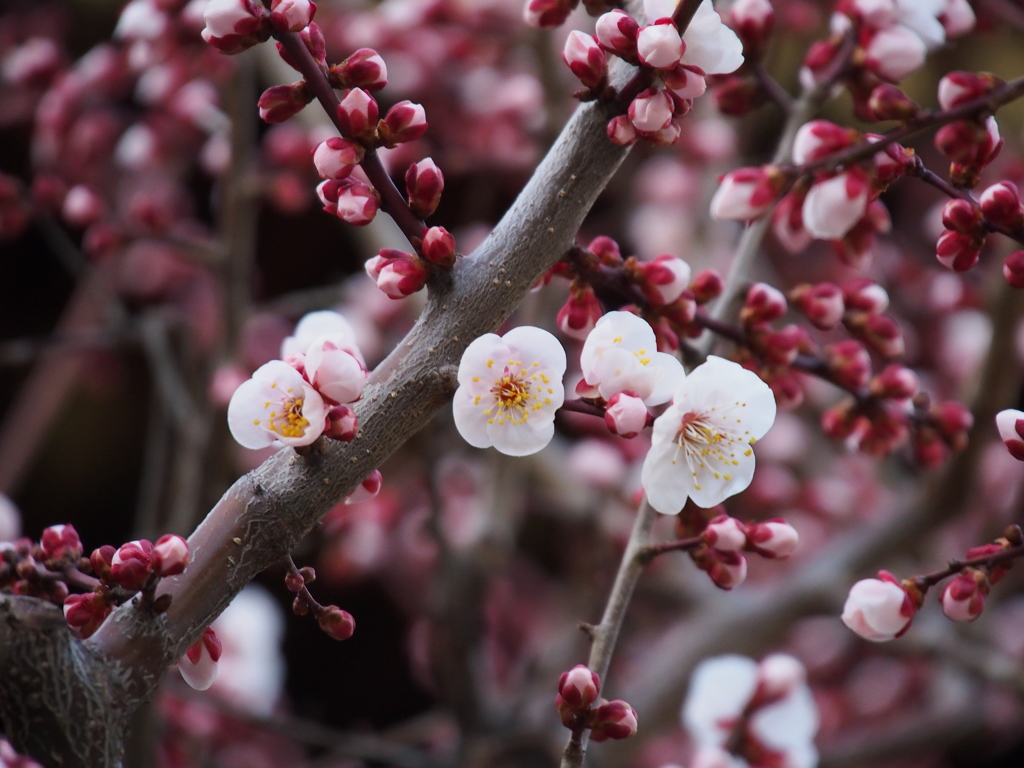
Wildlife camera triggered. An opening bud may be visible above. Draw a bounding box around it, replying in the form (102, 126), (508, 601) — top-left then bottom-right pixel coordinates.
(152, 534), (190, 577)
(318, 605), (356, 640)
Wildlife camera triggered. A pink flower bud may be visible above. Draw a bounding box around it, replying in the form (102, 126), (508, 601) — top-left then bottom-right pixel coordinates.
(792, 120), (856, 165)
(696, 548), (748, 590)
(755, 653), (805, 699)
(201, 0), (268, 54)
(935, 116), (1003, 170)
(180, 626), (221, 691)
(589, 699), (638, 741)
(336, 88), (379, 140)
(405, 157), (444, 219)
(825, 340), (871, 390)
(641, 254), (690, 305)
(760, 325), (802, 366)
(744, 518), (799, 559)
(941, 198), (983, 235)
(557, 286), (603, 340)
(380, 101), (427, 147)
(690, 270), (724, 304)
(41, 524), (83, 562)
(421, 226), (456, 268)
(258, 82), (312, 123)
(345, 469), (382, 504)
(802, 169), (870, 241)
(604, 392), (649, 438)
(563, 31), (608, 89)
(637, 21), (683, 70)
(63, 592), (112, 638)
(312, 137), (363, 180)
(61, 184), (105, 228)
(979, 181), (1024, 232)
(741, 282), (787, 327)
(557, 664), (601, 711)
(325, 404), (359, 441)
(710, 166), (783, 222)
(523, 0), (575, 28)
(274, 23), (328, 70)
(1004, 250), (1024, 289)
(703, 515), (748, 552)
(729, 0), (774, 59)
(868, 84), (920, 121)
(790, 282), (844, 330)
(870, 364), (919, 400)
(864, 25), (926, 82)
(595, 10), (639, 60)
(333, 48), (388, 91)
(841, 571), (915, 642)
(852, 313), (904, 359)
(941, 569), (987, 622)
(996, 408), (1024, 460)
(269, 0), (315, 32)
(151, 534), (189, 577)
(111, 539), (154, 591)
(366, 249), (429, 299)
(932, 400), (973, 451)
(606, 115), (638, 146)
(942, 0), (976, 38)
(937, 71), (998, 111)
(628, 88), (673, 134)
(318, 178), (379, 225)
(90, 545), (116, 581)
(935, 229), (982, 272)
(318, 605), (356, 640)
(843, 279), (889, 314)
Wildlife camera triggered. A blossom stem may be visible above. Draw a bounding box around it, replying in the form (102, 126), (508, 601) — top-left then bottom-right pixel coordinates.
(637, 535), (702, 563)
(915, 540), (1024, 588)
(908, 160), (1024, 243)
(559, 498), (658, 768)
(272, 30), (428, 247)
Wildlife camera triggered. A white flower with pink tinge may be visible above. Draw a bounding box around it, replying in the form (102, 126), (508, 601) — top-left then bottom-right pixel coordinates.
(841, 572), (915, 641)
(643, 0), (744, 76)
(578, 311), (685, 406)
(683, 654), (819, 768)
(453, 327), (566, 456)
(227, 360), (328, 448)
(642, 356), (776, 513)
(281, 309), (365, 367)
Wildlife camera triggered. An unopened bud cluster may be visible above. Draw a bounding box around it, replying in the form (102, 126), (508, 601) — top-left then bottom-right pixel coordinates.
(285, 562), (355, 641)
(842, 525), (1024, 641)
(675, 509), (799, 591)
(1, 524), (190, 639)
(559, 3), (746, 147)
(555, 664), (638, 743)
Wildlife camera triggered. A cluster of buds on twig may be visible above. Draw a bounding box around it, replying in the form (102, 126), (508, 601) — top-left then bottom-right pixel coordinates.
(654, 506), (798, 590)
(285, 558), (355, 641)
(842, 525), (1024, 641)
(1, 524), (190, 639)
(934, 71), (1004, 188)
(560, 1), (745, 147)
(555, 664), (638, 743)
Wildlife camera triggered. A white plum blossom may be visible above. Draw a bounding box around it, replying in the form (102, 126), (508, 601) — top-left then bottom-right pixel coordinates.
(578, 311), (685, 406)
(841, 574), (915, 641)
(453, 326), (566, 456)
(642, 356), (775, 513)
(227, 360), (328, 448)
(683, 654), (819, 768)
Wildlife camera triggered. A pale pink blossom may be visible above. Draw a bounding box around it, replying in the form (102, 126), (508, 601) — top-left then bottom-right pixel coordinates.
(792, 120), (853, 166)
(303, 341), (366, 405)
(115, 0), (169, 41)
(644, 0), (744, 74)
(312, 138), (363, 180)
(802, 171), (869, 240)
(452, 327), (566, 456)
(178, 629), (220, 691)
(703, 514), (747, 551)
(563, 31), (607, 88)
(941, 570), (986, 621)
(642, 356), (775, 513)
(152, 534), (190, 576)
(202, 0), (264, 39)
(941, 0), (975, 37)
(745, 519), (799, 558)
(227, 360), (328, 448)
(595, 10), (639, 58)
(841, 573), (915, 641)
(269, 0), (315, 32)
(710, 167), (779, 221)
(281, 310), (363, 366)
(579, 311), (685, 406)
(557, 664), (601, 710)
(642, 254), (691, 305)
(345, 469), (383, 504)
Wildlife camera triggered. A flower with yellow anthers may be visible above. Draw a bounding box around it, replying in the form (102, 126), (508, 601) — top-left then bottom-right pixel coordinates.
(577, 311), (685, 405)
(642, 356), (776, 513)
(227, 360), (328, 449)
(453, 326), (566, 456)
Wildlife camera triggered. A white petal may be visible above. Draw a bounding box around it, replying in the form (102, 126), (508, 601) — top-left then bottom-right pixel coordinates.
(682, 1), (745, 75)
(802, 174), (868, 240)
(226, 378), (279, 449)
(644, 0), (678, 21)
(503, 325), (567, 376)
(644, 352), (687, 406)
(488, 418), (556, 457)
(687, 452), (756, 508)
(641, 436), (695, 514)
(683, 655), (759, 745)
(458, 333), (510, 388)
(452, 388), (493, 449)
(178, 649), (218, 691)
(307, 346), (366, 403)
(751, 686), (820, 752)
(282, 310), (359, 359)
(678, 356), (776, 439)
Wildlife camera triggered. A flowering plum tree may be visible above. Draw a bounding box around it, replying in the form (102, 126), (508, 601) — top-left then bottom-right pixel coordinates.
(1, 0), (1024, 767)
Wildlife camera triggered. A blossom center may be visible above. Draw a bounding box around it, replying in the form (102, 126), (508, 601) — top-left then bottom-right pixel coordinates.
(673, 410), (750, 489)
(262, 389), (310, 438)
